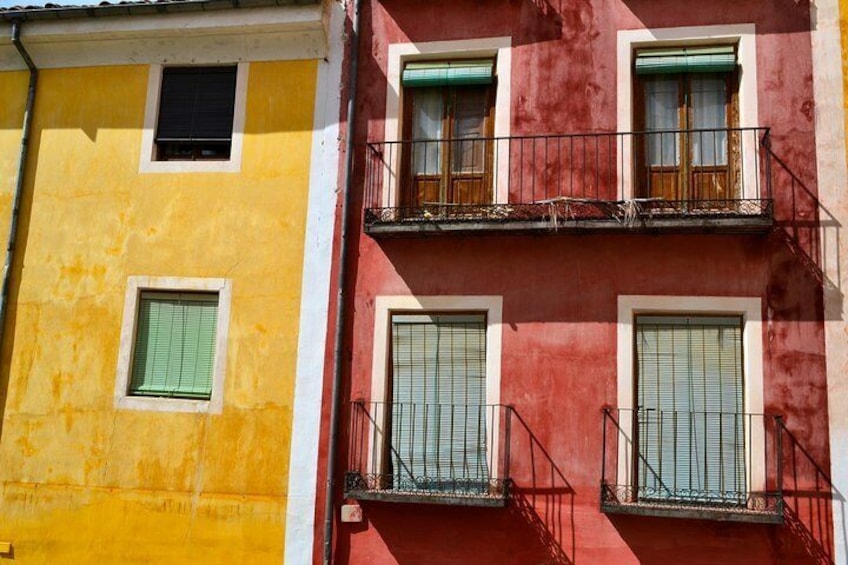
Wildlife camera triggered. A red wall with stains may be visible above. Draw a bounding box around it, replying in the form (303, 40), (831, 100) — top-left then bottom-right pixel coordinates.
(319, 1), (833, 563)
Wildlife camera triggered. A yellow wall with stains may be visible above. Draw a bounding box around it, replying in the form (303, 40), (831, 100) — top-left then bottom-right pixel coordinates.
(0, 61), (318, 563)
(843, 0), (848, 162)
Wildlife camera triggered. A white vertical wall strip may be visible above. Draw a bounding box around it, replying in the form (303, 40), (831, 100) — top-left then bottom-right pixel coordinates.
(811, 1), (848, 563)
(285, 2), (345, 563)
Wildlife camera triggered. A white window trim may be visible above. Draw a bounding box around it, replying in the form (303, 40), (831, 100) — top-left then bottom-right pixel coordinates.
(383, 37), (512, 207)
(617, 24), (760, 200)
(616, 295), (766, 498)
(114, 276), (232, 414)
(368, 295), (503, 482)
(138, 62), (249, 174)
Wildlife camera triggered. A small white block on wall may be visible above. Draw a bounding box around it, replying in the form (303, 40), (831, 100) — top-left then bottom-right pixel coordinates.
(340, 504), (363, 523)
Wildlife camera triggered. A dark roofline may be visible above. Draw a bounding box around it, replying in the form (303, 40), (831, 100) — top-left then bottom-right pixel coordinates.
(0, 0), (319, 22)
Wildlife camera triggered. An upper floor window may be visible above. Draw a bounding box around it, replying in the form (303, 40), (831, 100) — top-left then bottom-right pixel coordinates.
(155, 66), (238, 161)
(634, 46), (739, 204)
(401, 60), (496, 208)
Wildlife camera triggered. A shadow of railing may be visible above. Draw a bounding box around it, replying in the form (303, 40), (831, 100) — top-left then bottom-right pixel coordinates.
(780, 425), (843, 565)
(507, 409), (575, 564)
(766, 143), (843, 318)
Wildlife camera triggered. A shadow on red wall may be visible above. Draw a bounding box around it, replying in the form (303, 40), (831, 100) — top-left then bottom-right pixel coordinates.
(335, 406), (576, 564)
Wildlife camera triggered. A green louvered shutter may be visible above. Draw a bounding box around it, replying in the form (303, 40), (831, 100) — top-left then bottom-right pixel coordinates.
(402, 60), (495, 88)
(635, 46), (737, 75)
(130, 292), (219, 400)
(390, 314), (487, 493)
(636, 316), (745, 503)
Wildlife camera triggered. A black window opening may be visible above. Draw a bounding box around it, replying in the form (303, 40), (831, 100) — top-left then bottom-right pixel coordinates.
(155, 66), (238, 161)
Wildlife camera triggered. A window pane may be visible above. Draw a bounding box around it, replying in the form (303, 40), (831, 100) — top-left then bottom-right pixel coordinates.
(644, 76), (680, 167)
(390, 314), (488, 493)
(130, 292), (218, 400)
(411, 89), (443, 175)
(691, 74), (728, 166)
(452, 88), (489, 174)
(636, 316), (745, 503)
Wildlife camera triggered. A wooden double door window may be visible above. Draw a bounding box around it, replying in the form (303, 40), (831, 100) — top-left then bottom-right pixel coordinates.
(402, 85), (495, 208)
(636, 72), (740, 204)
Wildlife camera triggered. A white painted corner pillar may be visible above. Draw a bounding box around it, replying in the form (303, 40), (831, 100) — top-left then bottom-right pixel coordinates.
(284, 1), (345, 563)
(811, 0), (848, 563)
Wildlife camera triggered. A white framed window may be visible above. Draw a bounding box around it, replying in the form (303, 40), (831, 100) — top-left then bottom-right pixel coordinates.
(367, 296), (503, 494)
(616, 295), (766, 503)
(383, 38), (512, 208)
(617, 25), (760, 201)
(139, 63), (249, 174)
(115, 276), (232, 413)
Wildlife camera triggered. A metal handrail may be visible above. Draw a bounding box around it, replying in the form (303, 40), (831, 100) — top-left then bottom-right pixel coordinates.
(364, 127), (774, 226)
(346, 401), (513, 498)
(601, 407), (784, 519)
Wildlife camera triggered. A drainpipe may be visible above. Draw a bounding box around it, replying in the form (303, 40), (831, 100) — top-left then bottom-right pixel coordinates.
(0, 21), (38, 361)
(323, 0), (362, 563)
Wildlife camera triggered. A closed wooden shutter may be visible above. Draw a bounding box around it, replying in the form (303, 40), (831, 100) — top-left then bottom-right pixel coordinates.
(155, 67), (237, 143)
(130, 292), (219, 399)
(389, 313), (487, 492)
(635, 315), (745, 502)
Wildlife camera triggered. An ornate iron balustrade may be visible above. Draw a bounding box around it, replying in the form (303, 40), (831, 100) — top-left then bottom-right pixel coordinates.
(364, 128), (773, 235)
(345, 401), (513, 507)
(600, 408), (784, 523)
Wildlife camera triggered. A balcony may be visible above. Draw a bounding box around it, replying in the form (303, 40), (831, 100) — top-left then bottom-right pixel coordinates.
(345, 401), (513, 507)
(600, 408), (784, 524)
(364, 128), (773, 237)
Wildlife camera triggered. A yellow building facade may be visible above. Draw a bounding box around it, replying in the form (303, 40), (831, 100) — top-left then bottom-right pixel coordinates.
(0, 2), (343, 563)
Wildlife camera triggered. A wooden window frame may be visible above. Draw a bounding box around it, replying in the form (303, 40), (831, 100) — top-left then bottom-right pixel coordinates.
(400, 80), (496, 209)
(634, 69), (741, 204)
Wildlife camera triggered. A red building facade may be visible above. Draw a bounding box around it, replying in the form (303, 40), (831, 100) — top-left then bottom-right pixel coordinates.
(318, 1), (833, 563)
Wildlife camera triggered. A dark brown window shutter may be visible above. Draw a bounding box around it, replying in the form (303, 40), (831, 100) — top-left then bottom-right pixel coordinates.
(155, 66), (237, 143)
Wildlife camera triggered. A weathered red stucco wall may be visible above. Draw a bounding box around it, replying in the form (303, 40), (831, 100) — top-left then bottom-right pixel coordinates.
(317, 1), (832, 563)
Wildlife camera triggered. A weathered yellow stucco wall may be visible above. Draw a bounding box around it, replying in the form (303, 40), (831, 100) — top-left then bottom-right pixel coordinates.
(0, 71), (28, 277)
(0, 61), (318, 563)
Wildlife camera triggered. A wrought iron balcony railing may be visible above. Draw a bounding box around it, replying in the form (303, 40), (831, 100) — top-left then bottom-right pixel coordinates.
(364, 127), (773, 235)
(345, 401), (513, 507)
(601, 408), (784, 523)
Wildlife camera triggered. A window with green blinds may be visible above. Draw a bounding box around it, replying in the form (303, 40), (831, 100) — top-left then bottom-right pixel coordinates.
(129, 291), (219, 400)
(389, 313), (488, 493)
(635, 315), (746, 503)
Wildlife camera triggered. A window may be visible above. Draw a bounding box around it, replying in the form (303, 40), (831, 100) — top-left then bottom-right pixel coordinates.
(155, 66), (238, 161)
(401, 60), (495, 208)
(139, 63), (248, 173)
(346, 295), (505, 503)
(115, 277), (232, 413)
(129, 291), (219, 400)
(633, 46), (740, 204)
(386, 313), (489, 493)
(635, 315), (745, 504)
(608, 296), (774, 520)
